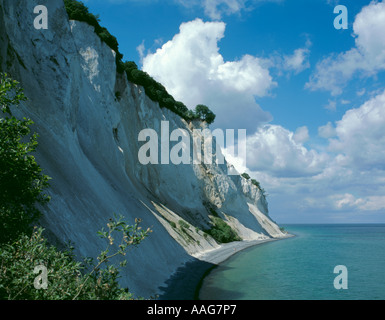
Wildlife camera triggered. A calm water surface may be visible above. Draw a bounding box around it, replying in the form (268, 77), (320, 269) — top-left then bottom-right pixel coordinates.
(199, 224), (385, 300)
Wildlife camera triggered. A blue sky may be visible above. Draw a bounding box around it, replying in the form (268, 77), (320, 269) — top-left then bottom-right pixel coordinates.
(82, 0), (385, 224)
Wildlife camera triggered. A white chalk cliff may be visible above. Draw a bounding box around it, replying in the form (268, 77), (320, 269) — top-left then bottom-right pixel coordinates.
(0, 0), (286, 298)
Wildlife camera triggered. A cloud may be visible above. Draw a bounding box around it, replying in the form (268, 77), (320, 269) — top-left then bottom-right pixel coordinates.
(244, 125), (328, 178)
(307, 1), (385, 95)
(324, 99), (337, 111)
(142, 18), (275, 131)
(283, 47), (310, 74)
(136, 40), (146, 62)
(332, 193), (366, 210)
(202, 0), (247, 20)
(331, 194), (385, 211)
(176, 0), (283, 20)
(227, 90), (385, 221)
(89, 0), (284, 19)
(318, 121), (336, 139)
(362, 196), (385, 211)
(328, 89), (385, 170)
(293, 126), (309, 144)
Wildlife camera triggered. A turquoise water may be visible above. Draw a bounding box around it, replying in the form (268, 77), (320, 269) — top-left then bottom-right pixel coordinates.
(199, 224), (385, 300)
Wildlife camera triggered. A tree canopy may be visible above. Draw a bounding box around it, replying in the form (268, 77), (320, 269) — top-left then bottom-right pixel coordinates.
(195, 105), (216, 125)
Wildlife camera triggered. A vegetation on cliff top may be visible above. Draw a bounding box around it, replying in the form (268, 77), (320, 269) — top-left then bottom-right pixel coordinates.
(241, 172), (267, 197)
(64, 0), (216, 125)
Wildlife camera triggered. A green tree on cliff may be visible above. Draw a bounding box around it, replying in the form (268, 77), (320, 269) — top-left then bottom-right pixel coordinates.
(195, 104), (216, 125)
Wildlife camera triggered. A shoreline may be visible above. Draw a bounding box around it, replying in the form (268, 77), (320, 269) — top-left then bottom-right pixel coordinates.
(194, 238), (278, 265)
(158, 234), (294, 300)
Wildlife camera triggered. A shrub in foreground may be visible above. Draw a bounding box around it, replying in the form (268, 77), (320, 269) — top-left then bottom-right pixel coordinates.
(0, 73), (50, 244)
(0, 215), (151, 300)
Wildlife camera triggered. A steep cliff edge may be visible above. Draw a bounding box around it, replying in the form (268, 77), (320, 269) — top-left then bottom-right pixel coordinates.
(0, 0), (285, 298)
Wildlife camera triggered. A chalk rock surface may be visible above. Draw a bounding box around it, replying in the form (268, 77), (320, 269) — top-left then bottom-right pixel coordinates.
(0, 0), (285, 297)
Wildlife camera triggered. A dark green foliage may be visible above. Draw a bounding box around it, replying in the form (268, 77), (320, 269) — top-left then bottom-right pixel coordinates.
(205, 217), (241, 244)
(178, 220), (190, 229)
(251, 179), (261, 189)
(0, 216), (151, 300)
(241, 174), (266, 195)
(0, 228), (86, 300)
(0, 74), (50, 244)
(203, 201), (219, 218)
(241, 173), (250, 180)
(64, 0), (100, 26)
(174, 101), (189, 116)
(209, 207), (219, 217)
(250, 179), (267, 197)
(118, 60), (138, 75)
(194, 104), (216, 125)
(64, 0), (216, 125)
(64, 0), (123, 61)
(0, 75), (152, 300)
(123, 63), (210, 121)
(203, 202), (241, 243)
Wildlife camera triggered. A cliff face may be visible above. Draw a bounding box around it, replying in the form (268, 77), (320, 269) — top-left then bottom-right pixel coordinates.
(0, 0), (285, 297)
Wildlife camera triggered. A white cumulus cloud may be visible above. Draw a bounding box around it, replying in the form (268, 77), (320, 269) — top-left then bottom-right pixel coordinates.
(307, 1), (385, 95)
(329, 89), (385, 170)
(318, 121), (336, 139)
(245, 125), (328, 178)
(142, 18), (275, 131)
(293, 126), (309, 144)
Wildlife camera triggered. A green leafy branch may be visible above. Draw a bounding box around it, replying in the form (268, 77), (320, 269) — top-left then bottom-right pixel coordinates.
(73, 215), (152, 300)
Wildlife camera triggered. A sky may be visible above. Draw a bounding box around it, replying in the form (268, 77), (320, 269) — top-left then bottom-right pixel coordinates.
(82, 0), (385, 224)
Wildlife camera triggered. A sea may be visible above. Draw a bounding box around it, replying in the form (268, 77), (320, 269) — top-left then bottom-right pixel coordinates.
(199, 224), (385, 300)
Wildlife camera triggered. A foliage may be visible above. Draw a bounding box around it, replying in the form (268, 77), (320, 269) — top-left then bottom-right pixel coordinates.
(251, 179), (261, 189)
(178, 220), (190, 230)
(0, 216), (151, 300)
(0, 75), (152, 300)
(123, 64), (195, 120)
(250, 178), (267, 197)
(241, 173), (250, 180)
(64, 0), (216, 125)
(0, 228), (88, 300)
(0, 74), (50, 244)
(205, 216), (241, 244)
(64, 0), (122, 61)
(194, 104), (216, 125)
(74, 214), (152, 300)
